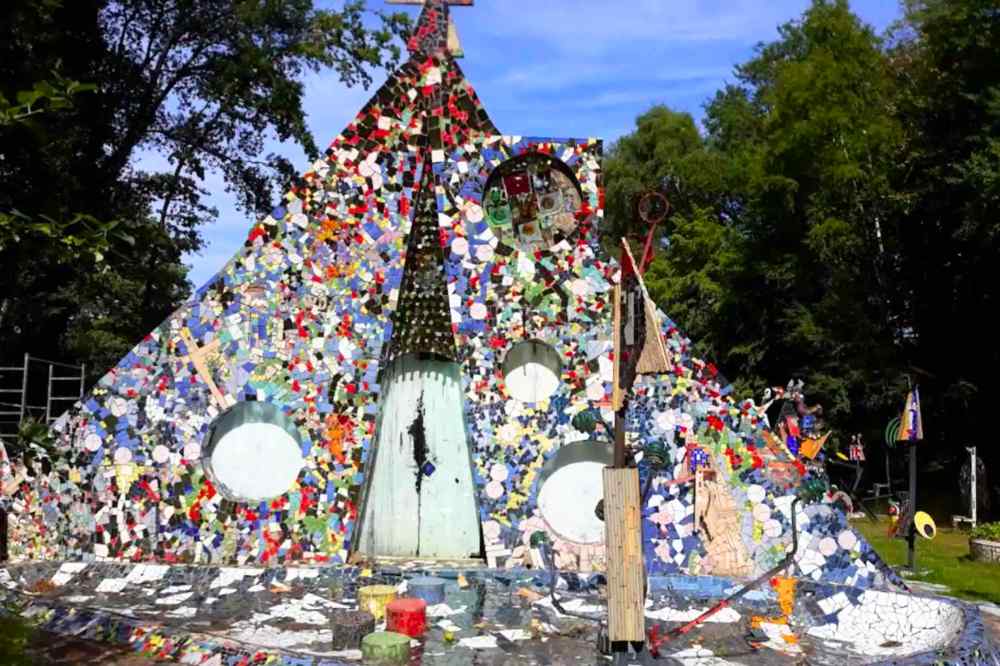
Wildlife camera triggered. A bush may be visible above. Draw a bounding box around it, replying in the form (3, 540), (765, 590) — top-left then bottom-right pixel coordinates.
(970, 522), (1000, 542)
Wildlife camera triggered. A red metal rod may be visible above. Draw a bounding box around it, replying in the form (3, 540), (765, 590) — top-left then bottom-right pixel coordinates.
(638, 222), (659, 275)
(648, 498), (802, 656)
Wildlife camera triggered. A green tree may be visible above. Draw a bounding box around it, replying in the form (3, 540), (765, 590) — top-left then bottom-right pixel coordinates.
(887, 0), (1000, 459)
(0, 75), (116, 264)
(708, 0), (909, 420)
(607, 1), (908, 429)
(603, 106), (759, 392)
(0, 0), (408, 378)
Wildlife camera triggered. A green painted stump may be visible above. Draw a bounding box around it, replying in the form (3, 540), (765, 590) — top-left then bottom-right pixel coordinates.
(361, 630), (410, 663)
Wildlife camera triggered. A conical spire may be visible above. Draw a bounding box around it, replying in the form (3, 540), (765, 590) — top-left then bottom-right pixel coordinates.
(383, 157), (456, 364)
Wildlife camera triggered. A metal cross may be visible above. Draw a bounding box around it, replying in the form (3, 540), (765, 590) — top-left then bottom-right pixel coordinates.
(386, 0), (473, 5)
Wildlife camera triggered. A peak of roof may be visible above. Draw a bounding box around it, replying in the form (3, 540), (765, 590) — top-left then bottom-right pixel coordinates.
(400, 0), (468, 59)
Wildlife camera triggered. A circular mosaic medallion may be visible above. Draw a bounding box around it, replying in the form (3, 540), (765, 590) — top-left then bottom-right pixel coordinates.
(482, 153), (583, 252)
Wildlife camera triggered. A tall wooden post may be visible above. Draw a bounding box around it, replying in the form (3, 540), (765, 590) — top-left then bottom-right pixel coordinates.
(603, 465), (644, 643)
(604, 234), (671, 648)
(605, 275), (644, 643)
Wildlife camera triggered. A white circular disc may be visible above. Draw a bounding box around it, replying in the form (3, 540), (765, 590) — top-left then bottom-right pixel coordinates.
(764, 518), (783, 538)
(210, 423), (303, 501)
(837, 530), (858, 550)
(503, 341), (562, 403)
(752, 503), (772, 522)
(470, 302), (488, 320)
(475, 243), (494, 262)
(538, 460), (605, 544)
(84, 433), (103, 452)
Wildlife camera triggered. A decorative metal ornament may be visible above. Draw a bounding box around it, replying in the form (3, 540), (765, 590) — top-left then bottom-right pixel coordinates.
(637, 190), (670, 226)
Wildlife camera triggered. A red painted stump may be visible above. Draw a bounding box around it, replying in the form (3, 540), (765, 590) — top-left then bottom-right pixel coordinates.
(385, 597), (427, 638)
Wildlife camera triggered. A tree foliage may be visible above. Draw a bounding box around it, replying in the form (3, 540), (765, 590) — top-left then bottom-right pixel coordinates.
(0, 0), (408, 377)
(605, 0), (1000, 474)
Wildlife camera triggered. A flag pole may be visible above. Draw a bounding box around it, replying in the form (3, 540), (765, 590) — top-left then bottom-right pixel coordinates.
(898, 376), (923, 571)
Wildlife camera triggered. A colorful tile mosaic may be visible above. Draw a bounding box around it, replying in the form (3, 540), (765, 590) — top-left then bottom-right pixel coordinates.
(2, 0), (899, 593)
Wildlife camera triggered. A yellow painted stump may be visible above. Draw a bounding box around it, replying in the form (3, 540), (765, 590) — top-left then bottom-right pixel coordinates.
(358, 584), (397, 620)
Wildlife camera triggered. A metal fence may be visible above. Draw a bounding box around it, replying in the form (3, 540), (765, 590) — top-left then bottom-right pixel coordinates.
(0, 353), (85, 444)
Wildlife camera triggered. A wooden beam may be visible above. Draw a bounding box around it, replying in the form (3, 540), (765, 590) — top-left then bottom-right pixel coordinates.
(603, 467), (645, 642)
(179, 331), (228, 409)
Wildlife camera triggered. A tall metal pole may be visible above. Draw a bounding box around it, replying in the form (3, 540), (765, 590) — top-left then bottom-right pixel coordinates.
(18, 353), (28, 425)
(907, 445), (917, 570)
(885, 446), (892, 497)
(45, 363), (53, 424)
(969, 446), (978, 528)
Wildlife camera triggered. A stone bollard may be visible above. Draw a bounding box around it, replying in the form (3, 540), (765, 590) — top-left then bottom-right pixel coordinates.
(329, 608), (375, 651)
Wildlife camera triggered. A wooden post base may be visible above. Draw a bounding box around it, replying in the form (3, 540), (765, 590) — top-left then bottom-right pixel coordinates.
(603, 467), (645, 643)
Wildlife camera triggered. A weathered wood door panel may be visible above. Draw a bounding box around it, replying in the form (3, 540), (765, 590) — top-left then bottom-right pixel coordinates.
(355, 354), (480, 558)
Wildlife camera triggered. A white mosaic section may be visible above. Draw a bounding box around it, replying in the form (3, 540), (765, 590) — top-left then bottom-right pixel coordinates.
(808, 589), (965, 657)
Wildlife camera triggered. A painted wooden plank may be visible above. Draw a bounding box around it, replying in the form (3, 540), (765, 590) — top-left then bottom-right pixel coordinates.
(611, 282), (624, 410)
(355, 354), (480, 558)
(602, 467), (645, 642)
(179, 331), (228, 408)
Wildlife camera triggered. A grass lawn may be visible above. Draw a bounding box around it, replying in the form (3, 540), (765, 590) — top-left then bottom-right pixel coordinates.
(853, 517), (1000, 605)
(0, 613), (34, 666)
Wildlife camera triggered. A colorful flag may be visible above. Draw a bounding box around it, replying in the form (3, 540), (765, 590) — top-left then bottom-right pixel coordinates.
(898, 386), (924, 442)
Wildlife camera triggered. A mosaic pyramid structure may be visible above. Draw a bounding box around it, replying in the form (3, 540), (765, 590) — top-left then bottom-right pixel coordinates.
(3, 0), (900, 590)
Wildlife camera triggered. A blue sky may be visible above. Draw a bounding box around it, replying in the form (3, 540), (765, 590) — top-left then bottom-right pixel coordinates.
(173, 0), (902, 287)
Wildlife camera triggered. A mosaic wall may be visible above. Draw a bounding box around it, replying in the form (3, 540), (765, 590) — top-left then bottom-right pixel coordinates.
(2, 0), (900, 591)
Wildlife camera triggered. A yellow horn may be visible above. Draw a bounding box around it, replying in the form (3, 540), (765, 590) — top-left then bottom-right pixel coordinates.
(914, 511), (936, 540)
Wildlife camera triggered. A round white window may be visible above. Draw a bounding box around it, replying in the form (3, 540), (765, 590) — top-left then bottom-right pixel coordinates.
(202, 402), (304, 502)
(536, 440), (612, 545)
(502, 340), (562, 403)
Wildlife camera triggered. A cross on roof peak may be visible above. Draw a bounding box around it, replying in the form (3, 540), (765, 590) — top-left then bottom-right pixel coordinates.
(387, 0), (472, 58)
(386, 0), (473, 4)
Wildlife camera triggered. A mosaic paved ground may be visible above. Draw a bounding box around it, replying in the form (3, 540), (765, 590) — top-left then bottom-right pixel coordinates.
(1, 561), (995, 665)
